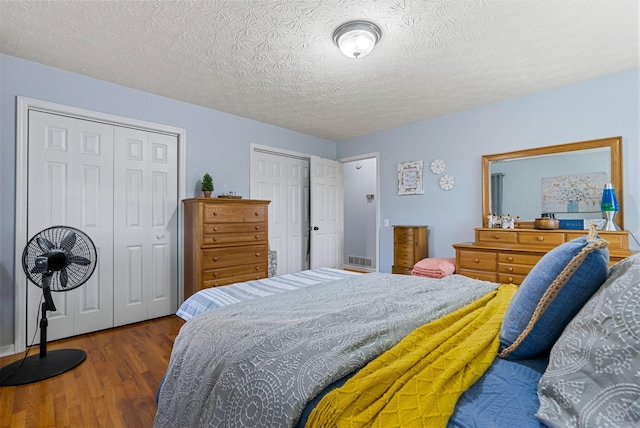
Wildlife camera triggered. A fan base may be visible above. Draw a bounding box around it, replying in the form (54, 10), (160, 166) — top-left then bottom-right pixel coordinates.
(0, 349), (86, 386)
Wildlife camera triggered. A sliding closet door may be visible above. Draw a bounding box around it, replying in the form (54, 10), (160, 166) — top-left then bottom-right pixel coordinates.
(27, 110), (115, 342)
(113, 127), (178, 326)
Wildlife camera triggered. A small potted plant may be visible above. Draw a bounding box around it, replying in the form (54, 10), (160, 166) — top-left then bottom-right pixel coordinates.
(201, 173), (214, 197)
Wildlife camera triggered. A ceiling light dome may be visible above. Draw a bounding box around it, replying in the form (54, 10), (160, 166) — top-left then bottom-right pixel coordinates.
(333, 21), (381, 59)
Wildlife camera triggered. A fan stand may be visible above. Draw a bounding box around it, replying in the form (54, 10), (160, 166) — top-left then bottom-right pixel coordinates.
(0, 273), (87, 387)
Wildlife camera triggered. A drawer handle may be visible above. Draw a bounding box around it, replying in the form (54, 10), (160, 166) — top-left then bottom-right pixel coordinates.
(214, 226), (218, 231)
(255, 211), (259, 216)
(213, 257), (218, 262)
(537, 236), (544, 242)
(493, 235), (500, 240)
(214, 272), (218, 277)
(474, 258), (480, 264)
(255, 252), (260, 257)
(255, 225), (260, 230)
(507, 256), (513, 262)
(255, 266), (259, 271)
(213, 237), (218, 242)
(255, 235), (259, 239)
(213, 211), (218, 216)
(508, 267), (513, 272)
(508, 277), (514, 282)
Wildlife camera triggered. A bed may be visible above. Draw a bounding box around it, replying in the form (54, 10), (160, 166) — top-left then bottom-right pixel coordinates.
(155, 233), (640, 428)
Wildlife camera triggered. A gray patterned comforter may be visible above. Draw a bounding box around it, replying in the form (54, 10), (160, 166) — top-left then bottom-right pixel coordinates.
(154, 273), (498, 428)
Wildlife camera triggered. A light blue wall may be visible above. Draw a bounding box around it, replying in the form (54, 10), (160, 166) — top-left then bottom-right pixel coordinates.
(337, 68), (640, 272)
(2, 53), (638, 350)
(0, 54), (336, 349)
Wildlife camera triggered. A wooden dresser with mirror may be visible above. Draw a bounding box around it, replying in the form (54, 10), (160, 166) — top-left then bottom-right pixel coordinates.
(454, 137), (634, 284)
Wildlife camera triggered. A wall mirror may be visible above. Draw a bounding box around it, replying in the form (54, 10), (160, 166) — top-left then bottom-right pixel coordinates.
(482, 137), (623, 229)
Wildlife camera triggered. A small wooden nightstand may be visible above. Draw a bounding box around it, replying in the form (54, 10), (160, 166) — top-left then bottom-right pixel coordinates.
(392, 225), (429, 275)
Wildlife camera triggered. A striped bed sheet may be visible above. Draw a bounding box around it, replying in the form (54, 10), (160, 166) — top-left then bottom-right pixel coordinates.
(177, 268), (362, 321)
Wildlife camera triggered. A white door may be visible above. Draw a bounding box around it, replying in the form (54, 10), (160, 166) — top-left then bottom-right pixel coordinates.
(251, 150), (310, 274)
(310, 156), (343, 269)
(27, 111), (115, 341)
(26, 110), (178, 343)
(113, 127), (178, 326)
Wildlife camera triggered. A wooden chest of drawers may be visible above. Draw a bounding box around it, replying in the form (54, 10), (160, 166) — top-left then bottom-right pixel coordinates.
(392, 225), (428, 275)
(183, 198), (270, 298)
(454, 228), (634, 285)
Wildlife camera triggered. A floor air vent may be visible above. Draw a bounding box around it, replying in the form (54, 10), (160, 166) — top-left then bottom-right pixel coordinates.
(348, 255), (373, 268)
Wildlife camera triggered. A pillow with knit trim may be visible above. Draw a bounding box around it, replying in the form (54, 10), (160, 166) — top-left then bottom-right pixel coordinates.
(498, 231), (609, 360)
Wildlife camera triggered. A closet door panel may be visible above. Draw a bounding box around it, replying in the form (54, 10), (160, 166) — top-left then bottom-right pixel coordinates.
(113, 128), (177, 325)
(27, 111), (114, 342)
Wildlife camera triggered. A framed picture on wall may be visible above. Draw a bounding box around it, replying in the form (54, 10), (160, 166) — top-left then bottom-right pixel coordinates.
(398, 160), (424, 195)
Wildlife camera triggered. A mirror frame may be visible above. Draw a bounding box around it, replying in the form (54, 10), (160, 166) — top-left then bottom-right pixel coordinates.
(482, 136), (623, 229)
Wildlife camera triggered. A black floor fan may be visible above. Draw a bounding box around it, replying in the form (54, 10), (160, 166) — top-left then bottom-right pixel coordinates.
(0, 226), (97, 386)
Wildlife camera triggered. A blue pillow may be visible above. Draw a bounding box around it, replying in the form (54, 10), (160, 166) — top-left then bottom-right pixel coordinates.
(498, 235), (609, 360)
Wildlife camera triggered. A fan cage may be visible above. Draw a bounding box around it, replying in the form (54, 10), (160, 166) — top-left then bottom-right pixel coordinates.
(22, 226), (97, 292)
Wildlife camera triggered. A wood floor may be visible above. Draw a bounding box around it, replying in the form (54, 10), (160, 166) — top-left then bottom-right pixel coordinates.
(0, 316), (184, 428)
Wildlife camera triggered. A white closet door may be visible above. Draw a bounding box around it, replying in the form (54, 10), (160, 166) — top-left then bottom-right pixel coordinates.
(27, 111), (115, 341)
(113, 127), (178, 326)
(310, 156), (343, 269)
(251, 151), (309, 275)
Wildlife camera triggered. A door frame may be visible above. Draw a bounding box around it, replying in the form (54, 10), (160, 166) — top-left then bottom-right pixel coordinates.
(339, 152), (380, 272)
(14, 96), (187, 354)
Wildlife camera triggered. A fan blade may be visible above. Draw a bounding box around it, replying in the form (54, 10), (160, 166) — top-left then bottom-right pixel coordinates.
(37, 237), (55, 252)
(68, 255), (91, 266)
(59, 268), (69, 288)
(60, 232), (77, 252)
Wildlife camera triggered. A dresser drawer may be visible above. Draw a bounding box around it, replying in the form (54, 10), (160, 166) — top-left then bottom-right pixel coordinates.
(498, 273), (527, 285)
(498, 263), (532, 276)
(457, 250), (497, 271)
(203, 231), (267, 246)
(565, 231), (626, 251)
(203, 204), (267, 223)
(203, 223), (266, 234)
(476, 230), (518, 244)
(518, 231), (564, 246)
(498, 253), (541, 266)
(202, 244), (268, 269)
(394, 229), (415, 245)
(203, 264), (267, 287)
(394, 248), (416, 266)
(458, 269), (497, 282)
(392, 265), (413, 275)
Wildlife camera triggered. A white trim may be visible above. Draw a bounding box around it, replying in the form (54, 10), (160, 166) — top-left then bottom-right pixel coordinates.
(339, 152), (380, 273)
(12, 96), (186, 355)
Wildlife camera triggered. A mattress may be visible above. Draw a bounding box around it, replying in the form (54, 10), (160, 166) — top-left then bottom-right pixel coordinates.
(177, 267), (362, 321)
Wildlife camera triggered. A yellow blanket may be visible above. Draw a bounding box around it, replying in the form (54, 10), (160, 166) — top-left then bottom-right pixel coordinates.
(306, 284), (517, 428)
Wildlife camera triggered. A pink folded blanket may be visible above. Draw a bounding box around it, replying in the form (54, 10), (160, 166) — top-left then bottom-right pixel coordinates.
(411, 258), (456, 279)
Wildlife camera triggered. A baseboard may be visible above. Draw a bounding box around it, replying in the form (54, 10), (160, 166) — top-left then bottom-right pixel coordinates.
(342, 264), (376, 273)
(0, 343), (16, 358)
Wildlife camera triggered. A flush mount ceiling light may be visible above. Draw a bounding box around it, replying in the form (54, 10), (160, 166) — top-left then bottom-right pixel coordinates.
(333, 21), (381, 59)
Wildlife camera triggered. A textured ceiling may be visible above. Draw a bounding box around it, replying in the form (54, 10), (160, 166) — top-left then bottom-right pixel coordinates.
(1, 1), (638, 142)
